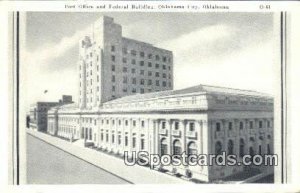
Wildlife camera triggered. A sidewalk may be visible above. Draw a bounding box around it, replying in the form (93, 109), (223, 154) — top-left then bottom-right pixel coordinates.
(26, 129), (191, 184)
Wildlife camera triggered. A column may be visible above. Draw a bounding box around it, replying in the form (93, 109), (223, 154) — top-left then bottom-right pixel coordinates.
(179, 119), (186, 153)
(166, 119), (172, 155)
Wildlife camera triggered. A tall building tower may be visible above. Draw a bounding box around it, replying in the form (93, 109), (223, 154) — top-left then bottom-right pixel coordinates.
(78, 16), (173, 109)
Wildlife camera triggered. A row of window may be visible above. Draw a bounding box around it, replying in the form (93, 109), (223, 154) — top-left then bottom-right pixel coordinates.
(121, 67), (172, 78)
(215, 138), (272, 157)
(215, 120), (273, 132)
(121, 46), (171, 63)
(121, 58), (171, 70)
(161, 121), (195, 132)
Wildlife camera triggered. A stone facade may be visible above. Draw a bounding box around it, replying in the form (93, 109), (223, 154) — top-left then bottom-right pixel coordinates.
(47, 85), (274, 182)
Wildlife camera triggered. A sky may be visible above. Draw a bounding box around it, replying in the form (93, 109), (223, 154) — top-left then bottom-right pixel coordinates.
(24, 12), (279, 105)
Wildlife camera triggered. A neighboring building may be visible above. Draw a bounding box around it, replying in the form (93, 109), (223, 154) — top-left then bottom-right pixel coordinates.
(78, 16), (173, 109)
(29, 95), (73, 132)
(46, 16), (274, 182)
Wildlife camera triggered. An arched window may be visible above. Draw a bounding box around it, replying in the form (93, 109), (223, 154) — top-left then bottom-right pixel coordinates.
(239, 138), (245, 157)
(160, 138), (168, 156)
(173, 139), (182, 155)
(227, 140), (234, 155)
(187, 141), (197, 156)
(215, 141), (222, 155)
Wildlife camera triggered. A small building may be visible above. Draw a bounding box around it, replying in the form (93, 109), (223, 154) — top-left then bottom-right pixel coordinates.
(29, 95), (73, 132)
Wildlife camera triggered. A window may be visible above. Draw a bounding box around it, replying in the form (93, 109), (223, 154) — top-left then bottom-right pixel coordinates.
(111, 45), (115, 52)
(239, 138), (245, 157)
(163, 56), (167, 62)
(125, 120), (128, 126)
(187, 142), (197, 163)
(112, 86), (115, 92)
(156, 80), (160, 86)
(216, 122), (221, 131)
(112, 134), (115, 143)
(239, 122), (244, 130)
(215, 141), (222, 155)
(155, 63), (159, 69)
(111, 55), (115, 62)
(148, 79), (152, 85)
(131, 50), (136, 56)
(160, 138), (168, 155)
(122, 57), (127, 63)
(163, 73), (166, 78)
(140, 79), (144, 85)
(131, 68), (136, 74)
(141, 139), (145, 150)
(106, 133), (109, 142)
(111, 65), (115, 71)
(140, 52), (145, 57)
(155, 55), (160, 61)
(118, 134), (121, 145)
(140, 88), (144, 93)
(162, 122), (166, 129)
(112, 75), (115, 82)
(139, 61), (144, 66)
(189, 122), (195, 131)
(259, 121), (263, 128)
(132, 78), (136, 84)
(163, 65), (166, 70)
(125, 136), (128, 146)
(228, 140), (234, 155)
(173, 140), (182, 155)
(132, 137), (136, 148)
(174, 122), (179, 130)
(148, 53), (152, 59)
(162, 81), (166, 87)
(132, 88), (136, 93)
(131, 59), (136, 65)
(228, 122), (233, 131)
(148, 62), (152, 67)
(148, 71), (152, 76)
(133, 120), (136, 127)
(123, 67), (127, 72)
(140, 70), (144, 75)
(155, 72), (159, 77)
(267, 120), (270, 128)
(123, 76), (127, 83)
(141, 121), (145, 127)
(250, 121), (253, 129)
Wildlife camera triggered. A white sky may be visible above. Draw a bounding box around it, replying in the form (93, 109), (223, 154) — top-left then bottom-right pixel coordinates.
(24, 12), (279, 107)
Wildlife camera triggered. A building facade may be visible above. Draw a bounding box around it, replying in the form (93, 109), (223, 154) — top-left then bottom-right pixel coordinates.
(47, 85), (274, 182)
(29, 95), (73, 132)
(46, 16), (274, 182)
(79, 16), (173, 109)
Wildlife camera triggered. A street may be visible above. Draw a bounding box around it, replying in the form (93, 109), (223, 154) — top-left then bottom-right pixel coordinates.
(26, 134), (131, 184)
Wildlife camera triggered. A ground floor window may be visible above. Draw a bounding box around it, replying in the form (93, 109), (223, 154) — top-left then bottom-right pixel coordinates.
(141, 138), (145, 150)
(173, 140), (182, 155)
(160, 138), (168, 156)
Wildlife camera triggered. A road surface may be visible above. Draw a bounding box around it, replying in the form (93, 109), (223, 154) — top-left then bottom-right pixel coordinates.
(26, 134), (131, 184)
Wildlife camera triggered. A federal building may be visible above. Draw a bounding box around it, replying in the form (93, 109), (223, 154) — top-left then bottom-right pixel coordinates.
(46, 16), (274, 182)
